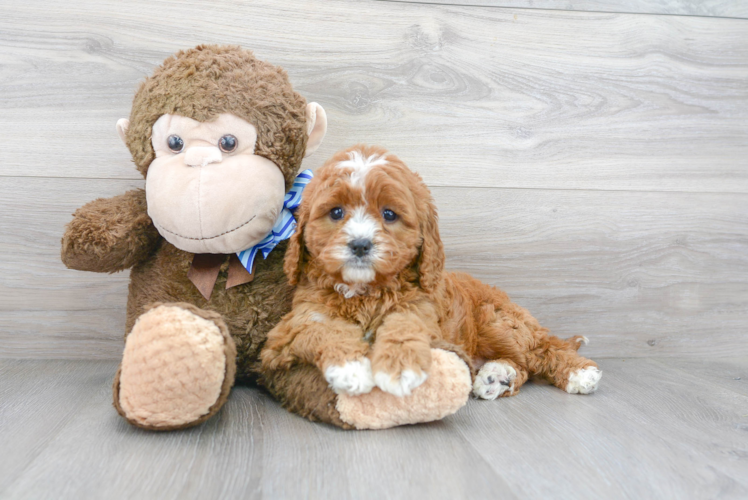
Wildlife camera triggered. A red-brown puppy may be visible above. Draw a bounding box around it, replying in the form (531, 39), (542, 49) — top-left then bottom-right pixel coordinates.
(262, 145), (601, 399)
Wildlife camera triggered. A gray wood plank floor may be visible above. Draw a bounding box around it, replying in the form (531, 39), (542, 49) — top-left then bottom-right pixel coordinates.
(1, 358), (746, 499)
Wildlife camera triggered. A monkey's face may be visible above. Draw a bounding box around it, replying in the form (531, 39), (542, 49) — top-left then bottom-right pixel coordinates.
(145, 113), (286, 254)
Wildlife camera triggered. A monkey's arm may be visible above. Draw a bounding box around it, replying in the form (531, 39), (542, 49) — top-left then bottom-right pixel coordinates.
(259, 338), (474, 430)
(61, 189), (160, 273)
(260, 362), (356, 429)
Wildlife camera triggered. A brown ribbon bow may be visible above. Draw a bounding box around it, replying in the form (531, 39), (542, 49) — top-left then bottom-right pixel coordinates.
(187, 253), (255, 301)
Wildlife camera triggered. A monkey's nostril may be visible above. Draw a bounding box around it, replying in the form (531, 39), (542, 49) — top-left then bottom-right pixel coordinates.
(348, 239), (372, 258)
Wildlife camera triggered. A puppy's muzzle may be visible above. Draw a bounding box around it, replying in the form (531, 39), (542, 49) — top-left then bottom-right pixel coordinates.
(348, 239), (372, 258)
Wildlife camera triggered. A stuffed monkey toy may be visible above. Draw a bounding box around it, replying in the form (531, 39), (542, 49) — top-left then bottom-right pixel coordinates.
(61, 45), (472, 430)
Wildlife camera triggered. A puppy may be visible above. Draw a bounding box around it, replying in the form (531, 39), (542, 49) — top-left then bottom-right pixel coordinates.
(262, 145), (601, 399)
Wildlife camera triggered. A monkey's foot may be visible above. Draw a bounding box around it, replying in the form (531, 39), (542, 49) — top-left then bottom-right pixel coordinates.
(113, 303), (236, 430)
(335, 349), (471, 430)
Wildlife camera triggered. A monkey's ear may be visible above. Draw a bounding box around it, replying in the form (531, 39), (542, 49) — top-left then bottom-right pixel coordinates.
(304, 103), (327, 157)
(116, 118), (130, 146)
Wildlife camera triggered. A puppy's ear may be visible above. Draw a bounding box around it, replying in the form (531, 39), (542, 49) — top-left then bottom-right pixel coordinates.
(284, 193), (310, 286)
(416, 193), (446, 293)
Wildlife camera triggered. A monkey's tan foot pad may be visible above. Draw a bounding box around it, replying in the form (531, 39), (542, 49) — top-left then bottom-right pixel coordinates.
(335, 349), (471, 430)
(113, 304), (236, 430)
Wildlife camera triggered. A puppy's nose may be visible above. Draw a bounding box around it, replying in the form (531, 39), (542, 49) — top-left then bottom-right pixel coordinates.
(349, 239), (372, 258)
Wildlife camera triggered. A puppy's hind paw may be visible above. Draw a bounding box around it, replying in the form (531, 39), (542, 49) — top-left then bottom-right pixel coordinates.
(473, 361), (516, 400)
(325, 358), (375, 396)
(374, 369), (428, 397)
(565, 366), (602, 394)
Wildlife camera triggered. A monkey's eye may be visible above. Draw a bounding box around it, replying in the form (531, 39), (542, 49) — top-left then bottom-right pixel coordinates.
(219, 135), (238, 153)
(330, 207), (345, 221)
(167, 135), (184, 153)
(382, 209), (398, 222)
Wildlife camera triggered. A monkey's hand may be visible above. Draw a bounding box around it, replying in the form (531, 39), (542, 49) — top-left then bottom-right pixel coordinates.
(61, 189), (160, 273)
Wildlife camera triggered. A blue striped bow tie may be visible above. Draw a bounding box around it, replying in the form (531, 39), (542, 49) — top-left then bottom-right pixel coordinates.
(236, 169), (313, 273)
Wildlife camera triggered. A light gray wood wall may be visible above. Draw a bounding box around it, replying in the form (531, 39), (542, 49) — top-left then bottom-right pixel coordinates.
(380, 0), (748, 18)
(1, 0), (746, 359)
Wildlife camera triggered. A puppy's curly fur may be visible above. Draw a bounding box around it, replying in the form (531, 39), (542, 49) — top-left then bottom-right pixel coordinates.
(262, 145), (601, 399)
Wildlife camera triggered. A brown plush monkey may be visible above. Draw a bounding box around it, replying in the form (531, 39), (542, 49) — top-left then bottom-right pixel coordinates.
(61, 45), (472, 430)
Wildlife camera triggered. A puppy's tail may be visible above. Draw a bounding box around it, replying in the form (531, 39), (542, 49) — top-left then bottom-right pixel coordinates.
(565, 335), (590, 352)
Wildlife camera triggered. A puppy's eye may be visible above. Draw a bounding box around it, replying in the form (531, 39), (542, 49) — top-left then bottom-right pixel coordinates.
(219, 135), (238, 153)
(167, 135), (184, 153)
(382, 209), (398, 222)
(330, 207), (345, 220)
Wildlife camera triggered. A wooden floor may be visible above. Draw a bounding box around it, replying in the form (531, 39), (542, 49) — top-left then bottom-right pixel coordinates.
(1, 357), (746, 499)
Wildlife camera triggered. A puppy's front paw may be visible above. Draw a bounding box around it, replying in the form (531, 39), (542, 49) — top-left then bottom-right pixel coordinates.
(374, 369), (429, 397)
(324, 358), (375, 395)
(473, 362), (517, 400)
(565, 366), (602, 394)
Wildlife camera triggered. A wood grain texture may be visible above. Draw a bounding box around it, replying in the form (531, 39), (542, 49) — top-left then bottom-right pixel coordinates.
(2, 177), (746, 360)
(436, 186), (748, 358)
(2, 358), (746, 499)
(0, 360), (117, 493)
(378, 0), (748, 19)
(0, 178), (142, 359)
(454, 356), (748, 499)
(0, 0), (746, 360)
(659, 357), (748, 396)
(0, 0), (747, 193)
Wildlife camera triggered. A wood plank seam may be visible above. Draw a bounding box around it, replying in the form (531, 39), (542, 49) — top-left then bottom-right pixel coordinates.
(371, 0), (748, 20)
